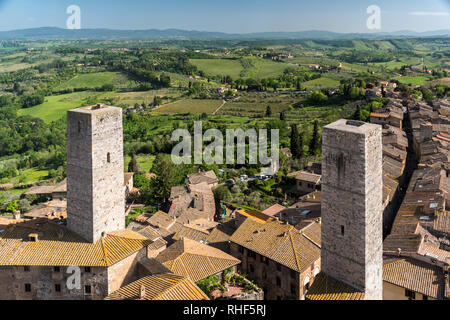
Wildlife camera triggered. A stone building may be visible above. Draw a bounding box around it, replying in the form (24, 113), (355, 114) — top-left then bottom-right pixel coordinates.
(0, 219), (150, 300)
(307, 119), (383, 300)
(67, 104), (125, 243)
(0, 105), (150, 300)
(230, 217), (321, 300)
(154, 237), (240, 282)
(383, 256), (446, 300)
(288, 170), (322, 195)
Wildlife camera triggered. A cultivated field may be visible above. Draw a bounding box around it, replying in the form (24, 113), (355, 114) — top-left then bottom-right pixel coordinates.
(303, 77), (340, 88)
(55, 72), (132, 91)
(190, 59), (244, 78)
(152, 99), (224, 114)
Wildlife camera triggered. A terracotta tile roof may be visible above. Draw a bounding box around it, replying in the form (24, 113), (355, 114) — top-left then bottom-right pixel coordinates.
(383, 258), (445, 299)
(147, 211), (178, 230)
(0, 221), (150, 267)
(187, 171), (218, 185)
(23, 186), (55, 195)
(206, 222), (234, 245)
(433, 211), (449, 235)
(288, 171), (321, 184)
(105, 273), (209, 300)
(418, 242), (450, 264)
(262, 204), (286, 217)
(236, 209), (271, 223)
(155, 238), (240, 282)
(138, 257), (172, 275)
(230, 218), (321, 273)
(172, 225), (209, 242)
(52, 178), (67, 193)
(137, 225), (164, 241)
(305, 273), (365, 300)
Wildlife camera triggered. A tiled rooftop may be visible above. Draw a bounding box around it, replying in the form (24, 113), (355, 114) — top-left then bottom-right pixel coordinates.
(105, 273), (209, 300)
(230, 218), (321, 273)
(0, 221), (150, 267)
(155, 238), (240, 282)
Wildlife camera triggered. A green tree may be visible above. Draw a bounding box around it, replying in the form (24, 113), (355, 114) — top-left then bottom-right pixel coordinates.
(309, 120), (320, 155)
(266, 105), (272, 117)
(128, 154), (140, 173)
(296, 78), (301, 91)
(213, 186), (232, 202)
(6, 200), (18, 213)
(353, 105), (361, 121)
(148, 154), (177, 203)
(307, 90), (327, 104)
(290, 124), (303, 159)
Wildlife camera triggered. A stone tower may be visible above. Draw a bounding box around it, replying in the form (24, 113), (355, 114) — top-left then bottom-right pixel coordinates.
(67, 104), (125, 243)
(321, 119), (383, 300)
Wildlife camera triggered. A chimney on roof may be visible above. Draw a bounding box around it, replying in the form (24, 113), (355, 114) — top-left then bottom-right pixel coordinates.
(28, 233), (38, 242)
(397, 248), (402, 257)
(139, 285), (146, 299)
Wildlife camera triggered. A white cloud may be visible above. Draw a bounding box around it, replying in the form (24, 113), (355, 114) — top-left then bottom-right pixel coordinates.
(409, 11), (450, 16)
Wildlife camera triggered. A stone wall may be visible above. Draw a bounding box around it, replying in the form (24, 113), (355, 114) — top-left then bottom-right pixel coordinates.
(0, 266), (108, 300)
(67, 106), (125, 243)
(321, 119), (383, 300)
(107, 248), (146, 294)
(230, 242), (320, 300)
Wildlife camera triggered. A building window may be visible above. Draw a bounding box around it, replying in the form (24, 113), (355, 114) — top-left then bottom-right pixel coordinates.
(55, 284), (61, 292)
(54, 266), (61, 272)
(290, 270), (296, 279)
(405, 289), (415, 300)
(249, 264), (254, 273)
(24, 266), (30, 272)
(248, 251), (256, 259)
(107, 153), (111, 163)
(85, 285), (92, 294)
(276, 277), (281, 287)
(84, 267), (91, 273)
(239, 246), (244, 254)
(340, 225), (345, 236)
(276, 263), (281, 271)
(25, 284), (31, 292)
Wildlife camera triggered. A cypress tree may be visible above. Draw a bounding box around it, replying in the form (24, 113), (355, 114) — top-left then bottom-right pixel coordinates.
(128, 154), (140, 173)
(309, 120), (320, 155)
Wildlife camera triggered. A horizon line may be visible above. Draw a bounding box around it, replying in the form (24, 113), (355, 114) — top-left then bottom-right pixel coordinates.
(0, 26), (449, 35)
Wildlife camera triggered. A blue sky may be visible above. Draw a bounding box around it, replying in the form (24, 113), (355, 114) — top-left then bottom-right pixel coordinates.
(0, 0), (449, 33)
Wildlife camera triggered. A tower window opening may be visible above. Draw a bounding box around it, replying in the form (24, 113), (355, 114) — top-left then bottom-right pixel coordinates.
(340, 225), (345, 236)
(107, 153), (111, 163)
(78, 120), (81, 133)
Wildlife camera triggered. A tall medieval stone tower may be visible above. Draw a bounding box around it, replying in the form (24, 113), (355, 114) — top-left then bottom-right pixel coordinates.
(67, 104), (125, 243)
(321, 119), (383, 300)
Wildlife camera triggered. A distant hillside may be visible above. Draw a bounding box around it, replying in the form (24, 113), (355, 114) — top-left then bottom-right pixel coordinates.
(0, 27), (449, 40)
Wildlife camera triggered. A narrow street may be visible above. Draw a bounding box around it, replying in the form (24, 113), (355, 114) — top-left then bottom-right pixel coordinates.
(383, 100), (418, 238)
